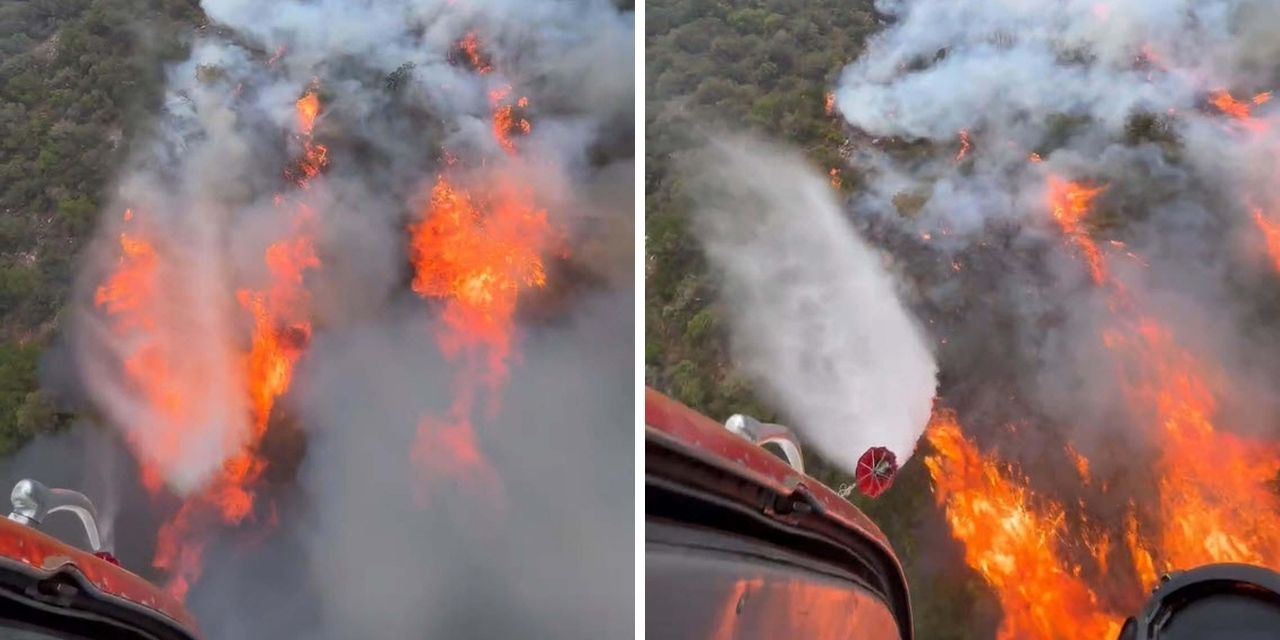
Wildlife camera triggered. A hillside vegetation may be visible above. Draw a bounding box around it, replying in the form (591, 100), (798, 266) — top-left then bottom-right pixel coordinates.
(0, 0), (202, 450)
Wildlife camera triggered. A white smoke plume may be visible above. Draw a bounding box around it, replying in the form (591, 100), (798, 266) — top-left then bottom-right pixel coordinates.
(685, 135), (938, 469)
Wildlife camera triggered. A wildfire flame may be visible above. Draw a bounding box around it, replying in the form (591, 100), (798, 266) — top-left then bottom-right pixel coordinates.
(1210, 90), (1270, 120)
(407, 174), (554, 501)
(292, 86), (329, 184)
(1209, 90), (1272, 133)
(1065, 444), (1090, 485)
(1114, 321), (1280, 574)
(410, 176), (549, 369)
(955, 129), (971, 162)
(124, 88), (326, 600)
(459, 32), (493, 75)
(94, 216), (161, 373)
(925, 411), (1122, 639)
(1046, 176), (1108, 284)
(1252, 208), (1280, 272)
(490, 85), (532, 156)
(93, 209), (254, 499)
(925, 171), (1280, 637)
(405, 32), (557, 503)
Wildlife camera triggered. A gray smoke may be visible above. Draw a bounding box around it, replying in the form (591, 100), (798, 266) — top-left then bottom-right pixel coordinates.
(49, 0), (633, 636)
(832, 0), (1280, 455)
(684, 135), (938, 469)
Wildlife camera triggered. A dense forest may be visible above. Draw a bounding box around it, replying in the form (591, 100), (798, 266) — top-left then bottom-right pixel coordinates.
(0, 0), (202, 449)
(645, 1), (998, 636)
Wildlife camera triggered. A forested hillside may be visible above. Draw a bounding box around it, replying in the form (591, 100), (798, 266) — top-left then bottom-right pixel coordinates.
(646, 0), (879, 414)
(645, 1), (996, 636)
(0, 0), (202, 450)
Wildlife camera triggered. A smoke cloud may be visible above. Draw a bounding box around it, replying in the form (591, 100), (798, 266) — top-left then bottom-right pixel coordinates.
(832, 0), (1280, 450)
(24, 0), (635, 636)
(684, 135), (938, 469)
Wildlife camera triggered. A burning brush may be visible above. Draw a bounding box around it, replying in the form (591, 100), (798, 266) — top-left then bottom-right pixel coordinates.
(825, 1), (1280, 637)
(75, 28), (570, 606)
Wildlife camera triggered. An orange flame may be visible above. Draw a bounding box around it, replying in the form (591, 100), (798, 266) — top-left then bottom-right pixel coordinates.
(459, 32), (493, 74)
(1211, 90), (1255, 120)
(93, 211), (246, 488)
(410, 176), (550, 367)
(148, 212), (318, 598)
(296, 91), (320, 136)
(955, 129), (971, 162)
(490, 86), (532, 156)
(824, 92), (835, 116)
(1124, 508), (1157, 591)
(1065, 444), (1090, 485)
(1253, 208), (1280, 272)
(928, 173), (1280, 637)
(924, 411), (1122, 639)
(95, 216), (159, 331)
(139, 91), (325, 600)
(1047, 176), (1108, 284)
(239, 222), (319, 438)
(293, 86), (329, 183)
(1210, 90), (1272, 132)
(1111, 321), (1280, 573)
(407, 174), (554, 500)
